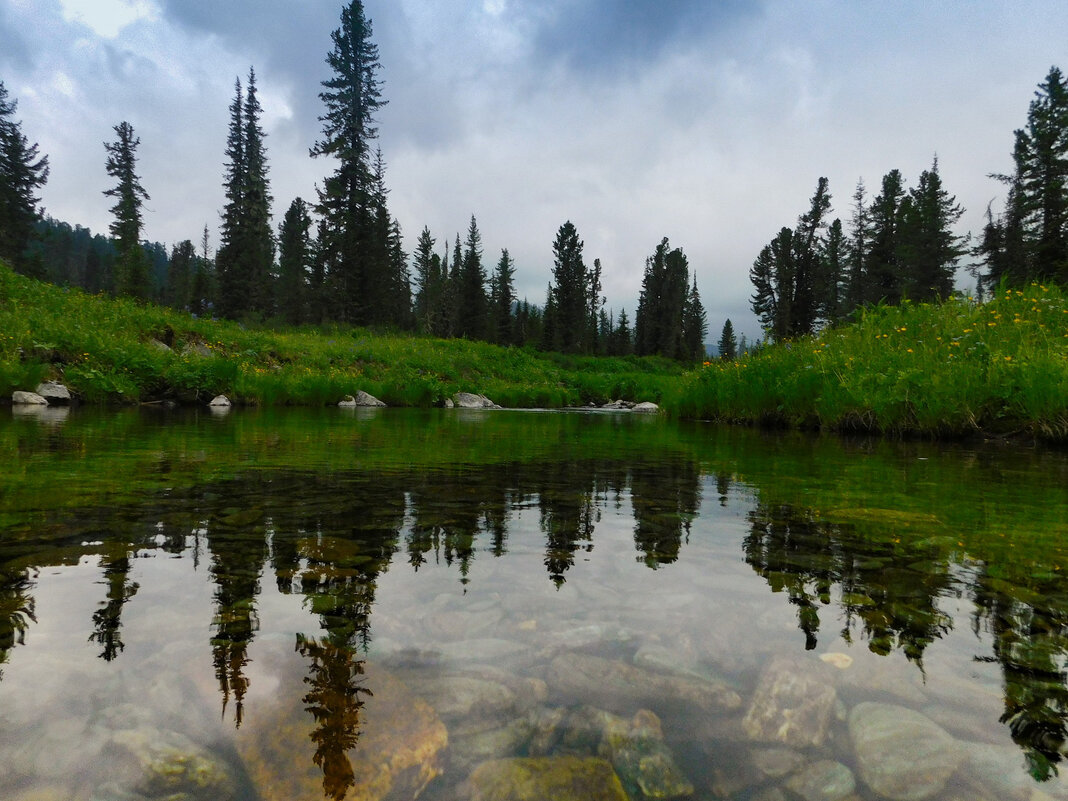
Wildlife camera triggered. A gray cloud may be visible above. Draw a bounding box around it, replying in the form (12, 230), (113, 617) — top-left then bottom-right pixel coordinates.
(525, 0), (757, 74)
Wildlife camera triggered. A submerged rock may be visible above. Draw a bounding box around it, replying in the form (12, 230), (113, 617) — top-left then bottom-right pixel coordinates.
(547, 652), (742, 716)
(454, 392), (502, 409)
(238, 669), (447, 801)
(468, 756), (629, 801)
(600, 708), (694, 799)
(34, 381), (70, 404)
(100, 727), (238, 800)
(11, 390), (47, 405)
(849, 702), (964, 801)
(742, 656), (837, 748)
(784, 760), (856, 801)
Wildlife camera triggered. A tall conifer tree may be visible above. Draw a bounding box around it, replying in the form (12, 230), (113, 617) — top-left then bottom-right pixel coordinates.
(103, 121), (150, 299)
(312, 0), (386, 324)
(277, 197), (312, 325)
(0, 81), (49, 267)
(491, 248), (516, 345)
(546, 221), (589, 353)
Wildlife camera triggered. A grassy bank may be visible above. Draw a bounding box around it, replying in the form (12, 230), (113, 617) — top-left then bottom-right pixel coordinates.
(0, 261), (681, 408)
(667, 283), (1068, 441)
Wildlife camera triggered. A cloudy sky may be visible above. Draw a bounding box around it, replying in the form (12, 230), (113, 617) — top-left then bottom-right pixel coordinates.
(2, 0), (1066, 339)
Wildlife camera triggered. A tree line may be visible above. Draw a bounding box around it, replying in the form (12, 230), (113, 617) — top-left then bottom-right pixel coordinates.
(750, 65), (1068, 343)
(0, 1), (708, 362)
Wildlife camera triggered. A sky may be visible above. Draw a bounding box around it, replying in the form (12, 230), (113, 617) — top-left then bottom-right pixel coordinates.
(2, 0), (1067, 341)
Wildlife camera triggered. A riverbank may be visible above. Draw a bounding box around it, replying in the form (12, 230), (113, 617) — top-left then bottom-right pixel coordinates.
(4, 262), (1067, 442)
(667, 284), (1068, 442)
(0, 262), (680, 409)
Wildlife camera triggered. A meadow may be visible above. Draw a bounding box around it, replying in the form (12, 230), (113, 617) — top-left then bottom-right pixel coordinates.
(4, 261), (1067, 441)
(668, 283), (1068, 441)
(0, 261), (680, 409)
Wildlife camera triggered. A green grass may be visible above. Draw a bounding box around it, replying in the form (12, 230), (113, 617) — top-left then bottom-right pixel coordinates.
(5, 260), (1068, 440)
(0, 261), (680, 408)
(668, 282), (1068, 441)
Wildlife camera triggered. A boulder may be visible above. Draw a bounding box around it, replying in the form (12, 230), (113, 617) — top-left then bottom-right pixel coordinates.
(354, 390), (387, 407)
(742, 656), (837, 748)
(468, 756), (629, 801)
(849, 702), (964, 801)
(99, 727), (238, 801)
(208, 395), (231, 407)
(35, 381), (71, 404)
(238, 668), (447, 801)
(631, 402), (660, 413)
(600, 400), (633, 410)
(12, 390), (47, 405)
(444, 398), (455, 408)
(454, 392), (502, 409)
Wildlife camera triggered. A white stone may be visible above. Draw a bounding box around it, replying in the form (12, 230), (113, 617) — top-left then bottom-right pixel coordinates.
(338, 395), (358, 407)
(453, 392), (501, 409)
(35, 381), (71, 403)
(12, 390), (47, 405)
(632, 402), (660, 413)
(208, 394), (231, 407)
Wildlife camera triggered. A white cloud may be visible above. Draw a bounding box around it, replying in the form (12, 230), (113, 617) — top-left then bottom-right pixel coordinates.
(58, 0), (157, 38)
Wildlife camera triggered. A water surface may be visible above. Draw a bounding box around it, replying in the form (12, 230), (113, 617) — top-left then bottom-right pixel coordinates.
(1, 407), (1067, 800)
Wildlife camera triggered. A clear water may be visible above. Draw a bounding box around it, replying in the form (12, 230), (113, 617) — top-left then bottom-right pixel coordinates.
(1, 406), (1067, 800)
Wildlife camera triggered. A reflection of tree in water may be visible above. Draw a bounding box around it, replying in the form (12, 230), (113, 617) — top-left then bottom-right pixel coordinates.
(0, 566), (36, 680)
(206, 507), (267, 728)
(631, 457), (701, 568)
(744, 502), (954, 661)
(296, 634), (372, 801)
(972, 565), (1068, 781)
(405, 466), (522, 582)
(271, 473), (403, 800)
(538, 461), (603, 587)
(88, 547), (140, 662)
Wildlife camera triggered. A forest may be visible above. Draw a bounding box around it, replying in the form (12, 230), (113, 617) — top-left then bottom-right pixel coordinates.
(0, 1), (710, 364)
(2, 3), (1067, 373)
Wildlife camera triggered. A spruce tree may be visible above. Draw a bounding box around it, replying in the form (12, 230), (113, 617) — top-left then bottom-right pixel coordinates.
(0, 81), (49, 267)
(865, 169), (907, 305)
(240, 67), (275, 316)
(217, 69), (275, 319)
(682, 277), (708, 362)
(103, 121), (150, 299)
(165, 240), (195, 310)
(277, 197), (312, 325)
(790, 177), (831, 336)
(611, 308), (632, 356)
(546, 221), (588, 353)
(216, 78), (245, 317)
(749, 227), (794, 342)
(491, 248), (516, 345)
(1016, 66), (1068, 281)
(983, 66), (1068, 286)
(901, 157), (965, 301)
(312, 0), (386, 324)
(457, 215), (487, 339)
(820, 218), (847, 324)
(717, 319), (737, 361)
(843, 179), (870, 314)
(412, 226), (438, 333)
